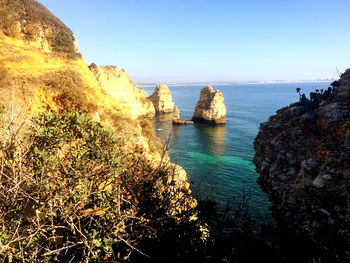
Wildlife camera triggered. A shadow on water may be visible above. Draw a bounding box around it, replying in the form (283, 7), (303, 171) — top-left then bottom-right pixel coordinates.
(149, 113), (173, 143)
(192, 123), (227, 156)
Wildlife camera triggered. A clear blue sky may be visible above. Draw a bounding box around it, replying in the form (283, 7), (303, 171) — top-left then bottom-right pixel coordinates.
(39, 0), (350, 82)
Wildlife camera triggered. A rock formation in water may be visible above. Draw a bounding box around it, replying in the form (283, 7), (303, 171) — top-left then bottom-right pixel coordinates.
(192, 86), (226, 124)
(172, 106), (180, 121)
(254, 69), (350, 253)
(172, 106), (194, 125)
(148, 84), (175, 114)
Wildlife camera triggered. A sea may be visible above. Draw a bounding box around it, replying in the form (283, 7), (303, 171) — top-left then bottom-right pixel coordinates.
(142, 82), (330, 225)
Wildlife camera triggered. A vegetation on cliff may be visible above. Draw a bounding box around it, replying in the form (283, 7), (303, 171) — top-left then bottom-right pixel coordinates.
(2, 0), (350, 262)
(0, 109), (288, 263)
(0, 0), (78, 57)
(0, 110), (198, 262)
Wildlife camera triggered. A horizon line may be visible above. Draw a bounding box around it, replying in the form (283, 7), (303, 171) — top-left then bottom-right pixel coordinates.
(135, 79), (333, 87)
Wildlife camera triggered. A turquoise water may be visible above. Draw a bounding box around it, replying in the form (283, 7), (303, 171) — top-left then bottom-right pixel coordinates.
(143, 82), (330, 224)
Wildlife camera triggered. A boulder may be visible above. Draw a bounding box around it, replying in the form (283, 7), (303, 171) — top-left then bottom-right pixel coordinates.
(192, 86), (226, 124)
(149, 84), (175, 114)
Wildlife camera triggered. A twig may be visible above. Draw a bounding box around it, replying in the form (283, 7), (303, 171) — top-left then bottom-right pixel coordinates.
(42, 242), (84, 257)
(119, 237), (150, 259)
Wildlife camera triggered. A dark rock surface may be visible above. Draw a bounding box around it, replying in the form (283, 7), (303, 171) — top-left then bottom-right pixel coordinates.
(254, 69), (350, 255)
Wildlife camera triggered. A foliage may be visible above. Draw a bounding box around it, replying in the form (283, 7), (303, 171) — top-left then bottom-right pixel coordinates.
(296, 86), (337, 109)
(1, 110), (345, 262)
(0, 0), (79, 57)
(0, 110), (197, 262)
(52, 30), (76, 55)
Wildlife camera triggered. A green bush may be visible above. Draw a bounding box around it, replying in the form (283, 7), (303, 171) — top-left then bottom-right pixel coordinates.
(52, 30), (76, 54)
(0, 111), (198, 262)
(0, 111), (125, 261)
(1, 110), (327, 262)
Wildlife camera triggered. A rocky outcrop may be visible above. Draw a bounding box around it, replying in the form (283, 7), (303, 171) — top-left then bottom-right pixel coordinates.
(172, 106), (180, 121)
(90, 65), (155, 119)
(254, 69), (350, 251)
(149, 84), (174, 114)
(172, 106), (194, 125)
(0, 0), (194, 230)
(192, 86), (226, 124)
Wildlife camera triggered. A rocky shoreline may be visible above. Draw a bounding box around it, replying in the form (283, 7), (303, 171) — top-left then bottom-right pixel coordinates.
(253, 69), (350, 256)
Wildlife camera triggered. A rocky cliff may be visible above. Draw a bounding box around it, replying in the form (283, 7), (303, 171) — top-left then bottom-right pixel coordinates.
(192, 86), (226, 124)
(89, 65), (155, 119)
(0, 0), (189, 191)
(254, 69), (350, 252)
(149, 83), (175, 114)
(0, 2), (199, 261)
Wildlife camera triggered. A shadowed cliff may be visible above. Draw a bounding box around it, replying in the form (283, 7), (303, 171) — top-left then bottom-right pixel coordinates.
(254, 69), (350, 261)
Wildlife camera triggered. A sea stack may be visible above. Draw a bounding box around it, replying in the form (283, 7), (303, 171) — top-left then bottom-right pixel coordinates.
(172, 106), (180, 122)
(149, 84), (175, 114)
(192, 86), (226, 124)
(172, 106), (194, 125)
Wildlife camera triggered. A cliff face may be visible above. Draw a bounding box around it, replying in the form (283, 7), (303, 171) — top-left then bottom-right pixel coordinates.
(0, 33), (164, 164)
(0, 2), (198, 261)
(192, 86), (226, 124)
(149, 83), (174, 114)
(254, 70), (350, 242)
(90, 65), (155, 119)
(0, 0), (190, 191)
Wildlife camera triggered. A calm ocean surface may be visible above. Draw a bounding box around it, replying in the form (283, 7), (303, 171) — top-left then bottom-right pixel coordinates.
(143, 82), (330, 224)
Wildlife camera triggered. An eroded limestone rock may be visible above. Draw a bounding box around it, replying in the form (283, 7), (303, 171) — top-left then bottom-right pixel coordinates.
(149, 84), (175, 114)
(172, 106), (193, 125)
(172, 106), (180, 121)
(192, 86), (226, 124)
(90, 65), (155, 119)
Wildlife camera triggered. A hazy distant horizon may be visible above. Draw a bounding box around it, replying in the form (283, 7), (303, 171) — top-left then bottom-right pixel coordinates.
(134, 79), (332, 87)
